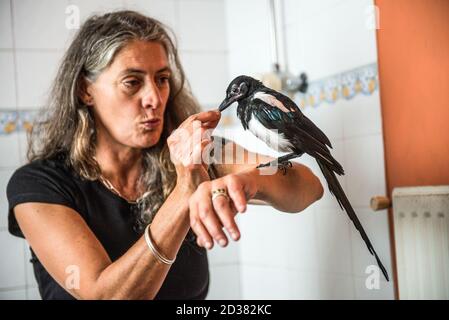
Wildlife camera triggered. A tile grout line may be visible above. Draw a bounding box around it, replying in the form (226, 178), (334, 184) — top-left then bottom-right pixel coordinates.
(0, 48), (61, 53)
(0, 285), (26, 292)
(0, 285), (38, 292)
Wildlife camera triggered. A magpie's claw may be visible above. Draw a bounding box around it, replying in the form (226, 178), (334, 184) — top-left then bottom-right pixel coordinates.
(278, 161), (292, 175)
(256, 160), (292, 175)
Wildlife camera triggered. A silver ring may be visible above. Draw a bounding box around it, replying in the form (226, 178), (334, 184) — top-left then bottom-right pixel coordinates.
(211, 188), (230, 201)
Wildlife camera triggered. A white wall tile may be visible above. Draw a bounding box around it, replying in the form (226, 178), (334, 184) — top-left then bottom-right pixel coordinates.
(0, 133), (20, 168)
(342, 92), (383, 138)
(26, 286), (41, 300)
(0, 169), (15, 229)
(240, 265), (321, 299)
(207, 264), (241, 299)
(70, 0), (125, 21)
(0, 288), (27, 299)
(207, 237), (240, 266)
(284, 23), (307, 77)
(13, 0), (71, 50)
(123, 0), (176, 30)
(239, 265), (291, 299)
(225, 0), (272, 79)
(17, 131), (28, 166)
(180, 52), (228, 107)
(354, 276), (394, 300)
(302, 102), (344, 142)
(16, 51), (63, 109)
(239, 205), (319, 271)
(283, 0), (345, 26)
(350, 208), (392, 279)
(315, 208), (353, 275)
(0, 52), (17, 108)
(319, 273), (355, 299)
(0, 0), (13, 48)
(237, 206), (277, 266)
(66, 0), (126, 42)
(343, 134), (386, 207)
(0, 230), (26, 288)
(287, 0), (377, 80)
(178, 0), (226, 52)
(289, 270), (322, 299)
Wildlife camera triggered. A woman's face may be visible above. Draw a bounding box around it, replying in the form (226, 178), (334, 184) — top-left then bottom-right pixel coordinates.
(86, 40), (171, 149)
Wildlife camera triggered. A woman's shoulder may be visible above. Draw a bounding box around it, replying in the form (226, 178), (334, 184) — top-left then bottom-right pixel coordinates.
(7, 152), (82, 211)
(7, 153), (82, 238)
(11, 152), (75, 182)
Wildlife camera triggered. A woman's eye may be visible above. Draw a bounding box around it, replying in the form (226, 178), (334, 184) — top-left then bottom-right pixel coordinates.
(123, 79), (141, 88)
(156, 75), (170, 86)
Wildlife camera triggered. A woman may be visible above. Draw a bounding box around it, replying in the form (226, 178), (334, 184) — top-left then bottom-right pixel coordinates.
(7, 11), (323, 300)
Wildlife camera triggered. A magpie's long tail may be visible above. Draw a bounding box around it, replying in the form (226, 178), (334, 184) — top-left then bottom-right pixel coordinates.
(316, 158), (389, 281)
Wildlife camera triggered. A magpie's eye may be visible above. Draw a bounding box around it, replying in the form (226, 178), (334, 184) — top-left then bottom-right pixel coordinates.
(230, 84), (238, 94)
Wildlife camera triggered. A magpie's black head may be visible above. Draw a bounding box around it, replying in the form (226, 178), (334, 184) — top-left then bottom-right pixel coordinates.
(218, 75), (262, 112)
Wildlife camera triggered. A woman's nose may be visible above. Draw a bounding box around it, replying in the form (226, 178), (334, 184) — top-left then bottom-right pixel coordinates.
(141, 82), (162, 109)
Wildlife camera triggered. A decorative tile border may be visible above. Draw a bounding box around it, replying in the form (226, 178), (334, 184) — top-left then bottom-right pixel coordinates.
(295, 62), (379, 109)
(0, 110), (38, 135)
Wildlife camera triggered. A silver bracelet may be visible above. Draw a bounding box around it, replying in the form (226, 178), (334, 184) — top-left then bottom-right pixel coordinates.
(144, 224), (176, 265)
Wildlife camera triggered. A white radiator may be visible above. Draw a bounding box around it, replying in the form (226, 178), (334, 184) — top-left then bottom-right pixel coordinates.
(393, 186), (449, 300)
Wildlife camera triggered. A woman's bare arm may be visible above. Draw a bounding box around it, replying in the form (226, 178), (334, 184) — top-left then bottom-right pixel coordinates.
(213, 140), (324, 212)
(15, 182), (194, 300)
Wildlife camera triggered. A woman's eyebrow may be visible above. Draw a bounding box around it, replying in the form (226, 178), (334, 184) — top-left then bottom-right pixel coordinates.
(119, 66), (171, 77)
(119, 68), (146, 77)
(156, 66), (171, 74)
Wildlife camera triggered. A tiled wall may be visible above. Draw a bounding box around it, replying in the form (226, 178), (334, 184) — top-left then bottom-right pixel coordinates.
(0, 0), (235, 300)
(223, 0), (394, 299)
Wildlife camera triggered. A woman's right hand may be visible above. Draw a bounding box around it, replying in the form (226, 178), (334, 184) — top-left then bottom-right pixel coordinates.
(167, 109), (221, 192)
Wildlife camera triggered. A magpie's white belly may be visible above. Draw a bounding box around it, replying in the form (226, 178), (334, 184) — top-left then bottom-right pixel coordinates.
(247, 117), (294, 153)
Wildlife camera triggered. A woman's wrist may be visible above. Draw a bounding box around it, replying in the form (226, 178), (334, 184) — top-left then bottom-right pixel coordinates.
(175, 166), (210, 194)
(235, 167), (264, 200)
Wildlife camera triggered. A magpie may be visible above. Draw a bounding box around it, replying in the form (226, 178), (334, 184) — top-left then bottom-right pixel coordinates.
(218, 75), (389, 281)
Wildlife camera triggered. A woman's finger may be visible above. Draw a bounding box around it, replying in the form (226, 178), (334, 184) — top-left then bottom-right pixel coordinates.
(191, 137), (213, 166)
(192, 110), (221, 123)
(197, 193), (228, 247)
(202, 117), (221, 129)
(212, 193), (240, 241)
(193, 219), (213, 250)
(189, 198), (213, 249)
(226, 177), (249, 213)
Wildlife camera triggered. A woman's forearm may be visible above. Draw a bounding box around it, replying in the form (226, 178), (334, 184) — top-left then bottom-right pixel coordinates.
(89, 184), (193, 299)
(243, 163), (324, 213)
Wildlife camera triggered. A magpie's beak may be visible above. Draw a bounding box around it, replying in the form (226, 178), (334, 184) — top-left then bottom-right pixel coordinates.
(218, 95), (239, 112)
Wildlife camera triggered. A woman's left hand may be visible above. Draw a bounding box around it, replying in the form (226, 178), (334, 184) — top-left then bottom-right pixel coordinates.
(189, 171), (258, 249)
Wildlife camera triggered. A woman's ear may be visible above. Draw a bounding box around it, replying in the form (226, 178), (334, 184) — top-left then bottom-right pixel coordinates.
(78, 77), (94, 106)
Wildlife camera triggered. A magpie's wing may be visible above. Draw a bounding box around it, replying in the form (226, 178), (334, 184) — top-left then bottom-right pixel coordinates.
(265, 89), (333, 148)
(250, 97), (343, 175)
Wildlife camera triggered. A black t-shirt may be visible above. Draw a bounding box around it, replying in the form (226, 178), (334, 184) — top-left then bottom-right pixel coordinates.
(7, 153), (212, 300)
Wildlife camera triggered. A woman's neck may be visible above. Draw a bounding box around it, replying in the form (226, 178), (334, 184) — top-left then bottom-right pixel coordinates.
(94, 141), (143, 197)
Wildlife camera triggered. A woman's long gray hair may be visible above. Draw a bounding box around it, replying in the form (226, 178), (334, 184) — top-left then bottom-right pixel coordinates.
(27, 10), (201, 233)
